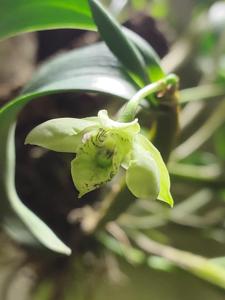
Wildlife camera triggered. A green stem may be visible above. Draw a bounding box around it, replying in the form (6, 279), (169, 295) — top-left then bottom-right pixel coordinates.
(152, 86), (179, 162)
(118, 74), (179, 122)
(169, 162), (225, 189)
(179, 84), (225, 104)
(131, 232), (225, 290)
(100, 229), (225, 290)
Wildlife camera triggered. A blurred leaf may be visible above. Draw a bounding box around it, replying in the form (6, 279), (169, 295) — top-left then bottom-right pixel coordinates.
(0, 43), (139, 254)
(98, 232), (146, 264)
(147, 256), (175, 272)
(214, 123), (225, 160)
(218, 55), (225, 81)
(199, 31), (217, 55)
(0, 0), (95, 41)
(182, 152), (218, 166)
(151, 0), (169, 19)
(179, 84), (225, 104)
(131, 0), (147, 11)
(210, 257), (225, 269)
(33, 279), (55, 300)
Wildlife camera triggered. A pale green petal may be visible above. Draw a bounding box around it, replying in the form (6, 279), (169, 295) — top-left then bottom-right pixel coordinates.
(134, 134), (174, 206)
(25, 117), (100, 153)
(98, 110), (140, 135)
(71, 129), (128, 197)
(126, 142), (160, 200)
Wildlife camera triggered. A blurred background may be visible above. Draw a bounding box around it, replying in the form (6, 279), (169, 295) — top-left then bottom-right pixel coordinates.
(0, 0), (225, 299)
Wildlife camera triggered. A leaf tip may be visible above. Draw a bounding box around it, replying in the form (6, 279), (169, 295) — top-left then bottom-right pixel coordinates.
(64, 247), (72, 256)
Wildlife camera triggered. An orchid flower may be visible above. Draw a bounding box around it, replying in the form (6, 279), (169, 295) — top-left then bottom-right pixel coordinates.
(25, 110), (173, 206)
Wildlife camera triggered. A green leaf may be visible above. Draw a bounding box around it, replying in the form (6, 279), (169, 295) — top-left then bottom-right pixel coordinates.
(98, 232), (146, 265)
(0, 0), (95, 40)
(0, 0), (164, 85)
(0, 0), (163, 83)
(88, 0), (149, 84)
(123, 29), (165, 82)
(0, 114), (71, 255)
(214, 123), (225, 160)
(25, 117), (100, 153)
(136, 134), (173, 206)
(0, 43), (139, 254)
(22, 43), (139, 98)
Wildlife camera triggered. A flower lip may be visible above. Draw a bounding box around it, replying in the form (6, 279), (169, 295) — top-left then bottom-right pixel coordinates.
(96, 147), (114, 168)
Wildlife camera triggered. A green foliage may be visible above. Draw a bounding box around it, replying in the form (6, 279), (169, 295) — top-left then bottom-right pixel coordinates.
(88, 0), (165, 84)
(0, 0), (95, 40)
(214, 124), (225, 160)
(123, 28), (165, 82)
(22, 42), (139, 98)
(131, 0), (147, 11)
(89, 0), (149, 84)
(151, 0), (169, 19)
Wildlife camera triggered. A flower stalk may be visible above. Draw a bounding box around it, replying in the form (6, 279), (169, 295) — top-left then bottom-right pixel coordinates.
(119, 74), (179, 122)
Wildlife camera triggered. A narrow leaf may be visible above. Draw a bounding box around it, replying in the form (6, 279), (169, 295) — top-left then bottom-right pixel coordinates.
(123, 28), (165, 82)
(0, 113), (71, 255)
(88, 0), (149, 84)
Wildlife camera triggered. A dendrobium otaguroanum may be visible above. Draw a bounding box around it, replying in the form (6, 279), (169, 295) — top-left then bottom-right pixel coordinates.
(25, 109), (173, 206)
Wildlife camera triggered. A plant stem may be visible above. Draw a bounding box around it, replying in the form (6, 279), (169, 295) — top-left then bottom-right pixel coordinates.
(118, 74), (179, 122)
(100, 228), (225, 290)
(119, 73), (180, 162)
(131, 232), (225, 290)
(169, 162), (225, 189)
(179, 84), (225, 104)
(169, 161), (222, 181)
(152, 87), (179, 162)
